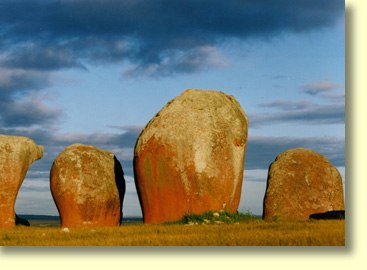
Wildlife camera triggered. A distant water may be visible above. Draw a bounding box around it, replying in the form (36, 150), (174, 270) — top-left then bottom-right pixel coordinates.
(121, 217), (144, 224)
(17, 214), (143, 227)
(18, 215), (60, 221)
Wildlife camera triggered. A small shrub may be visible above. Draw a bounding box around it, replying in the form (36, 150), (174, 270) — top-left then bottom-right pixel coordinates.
(168, 211), (259, 225)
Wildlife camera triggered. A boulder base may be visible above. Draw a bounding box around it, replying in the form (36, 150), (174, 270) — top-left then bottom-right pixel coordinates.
(50, 144), (125, 228)
(263, 148), (345, 221)
(15, 214), (30, 226)
(134, 89), (248, 223)
(0, 135), (43, 228)
(309, 210), (345, 220)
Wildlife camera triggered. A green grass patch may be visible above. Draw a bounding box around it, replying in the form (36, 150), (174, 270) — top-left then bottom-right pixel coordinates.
(168, 211), (259, 225)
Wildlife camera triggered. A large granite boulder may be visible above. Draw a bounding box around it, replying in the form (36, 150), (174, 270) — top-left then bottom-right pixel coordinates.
(263, 148), (345, 221)
(134, 89), (248, 224)
(0, 135), (43, 228)
(50, 144), (125, 228)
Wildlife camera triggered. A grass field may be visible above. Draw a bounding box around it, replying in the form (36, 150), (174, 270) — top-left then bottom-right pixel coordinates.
(0, 219), (345, 246)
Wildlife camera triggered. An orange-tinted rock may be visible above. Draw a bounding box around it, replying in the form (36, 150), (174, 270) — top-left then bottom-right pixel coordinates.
(134, 89), (248, 224)
(263, 148), (345, 221)
(0, 135), (43, 228)
(50, 144), (125, 228)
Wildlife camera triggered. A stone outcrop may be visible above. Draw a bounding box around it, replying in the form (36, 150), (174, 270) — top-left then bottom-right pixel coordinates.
(50, 144), (125, 228)
(263, 148), (345, 221)
(0, 135), (43, 228)
(134, 89), (248, 224)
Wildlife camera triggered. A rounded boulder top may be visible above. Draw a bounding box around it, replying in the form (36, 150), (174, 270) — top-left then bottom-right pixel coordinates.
(134, 89), (248, 224)
(0, 134), (44, 162)
(263, 147), (345, 221)
(136, 89), (248, 151)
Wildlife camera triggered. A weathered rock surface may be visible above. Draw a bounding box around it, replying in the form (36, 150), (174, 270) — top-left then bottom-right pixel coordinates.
(134, 89), (248, 224)
(263, 148), (345, 221)
(50, 144), (125, 228)
(0, 135), (43, 228)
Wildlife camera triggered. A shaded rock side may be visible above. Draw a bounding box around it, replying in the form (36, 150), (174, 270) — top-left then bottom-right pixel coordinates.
(309, 210), (345, 220)
(263, 148), (345, 221)
(15, 214), (30, 226)
(134, 89), (248, 224)
(50, 144), (125, 228)
(0, 134), (43, 228)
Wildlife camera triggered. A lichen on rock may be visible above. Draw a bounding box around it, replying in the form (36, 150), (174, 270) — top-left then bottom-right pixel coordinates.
(263, 148), (345, 221)
(134, 89), (248, 224)
(0, 134), (43, 228)
(50, 144), (125, 228)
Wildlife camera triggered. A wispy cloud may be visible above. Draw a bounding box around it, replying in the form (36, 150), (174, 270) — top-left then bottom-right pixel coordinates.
(302, 80), (340, 96)
(246, 135), (344, 169)
(123, 46), (228, 77)
(251, 100), (344, 127)
(301, 80), (345, 103)
(250, 80), (345, 127)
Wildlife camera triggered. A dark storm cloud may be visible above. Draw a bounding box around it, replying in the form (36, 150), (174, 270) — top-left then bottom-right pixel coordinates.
(0, 0), (344, 76)
(0, 99), (60, 129)
(0, 69), (49, 100)
(0, 69), (61, 128)
(0, 98), (61, 127)
(0, 0), (344, 127)
(2, 45), (85, 71)
(251, 100), (345, 127)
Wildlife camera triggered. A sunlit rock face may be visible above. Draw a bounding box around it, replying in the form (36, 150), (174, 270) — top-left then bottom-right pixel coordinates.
(0, 135), (43, 228)
(50, 144), (125, 228)
(263, 148), (345, 221)
(134, 89), (248, 224)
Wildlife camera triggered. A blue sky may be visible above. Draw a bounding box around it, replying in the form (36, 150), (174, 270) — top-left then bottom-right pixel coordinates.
(0, 0), (344, 217)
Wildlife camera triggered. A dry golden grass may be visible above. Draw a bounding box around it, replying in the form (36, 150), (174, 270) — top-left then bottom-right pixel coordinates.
(0, 219), (344, 246)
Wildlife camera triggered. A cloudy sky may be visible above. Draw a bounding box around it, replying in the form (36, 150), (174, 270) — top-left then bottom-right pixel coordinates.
(0, 0), (344, 217)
